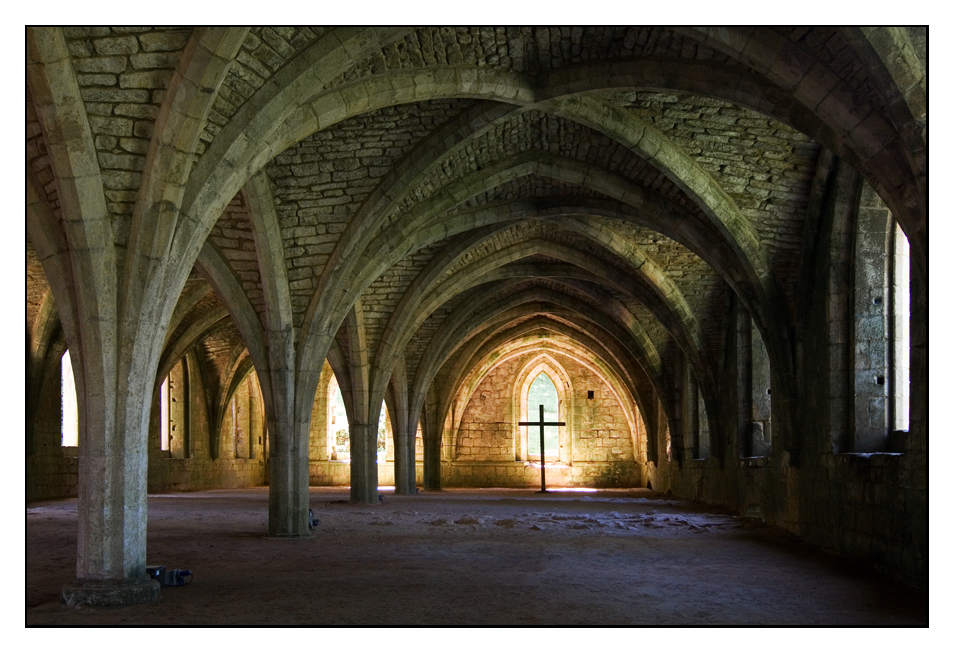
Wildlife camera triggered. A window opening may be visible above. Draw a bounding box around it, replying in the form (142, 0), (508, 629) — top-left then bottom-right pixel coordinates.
(160, 376), (170, 451)
(891, 220), (911, 433)
(329, 376), (349, 461)
(377, 402), (388, 463)
(158, 360), (190, 458)
(526, 372), (559, 457)
(61, 350), (78, 447)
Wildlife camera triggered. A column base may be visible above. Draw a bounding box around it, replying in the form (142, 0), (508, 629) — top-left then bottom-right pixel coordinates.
(61, 577), (160, 607)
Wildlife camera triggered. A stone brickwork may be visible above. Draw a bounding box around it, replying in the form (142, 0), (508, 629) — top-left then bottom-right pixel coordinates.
(147, 367), (267, 492)
(62, 27), (192, 221)
(570, 360), (634, 463)
(619, 91), (820, 304)
(442, 461), (642, 488)
(25, 26), (927, 594)
(197, 27), (326, 157)
(331, 27), (731, 84)
(26, 353), (78, 501)
(456, 357), (519, 461)
(308, 362), (334, 461)
(651, 450), (926, 586)
(26, 241), (49, 335)
(392, 110), (711, 225)
(27, 344), (271, 498)
(451, 348), (637, 483)
(307, 361), (424, 483)
(308, 462), (424, 487)
(266, 100), (473, 324)
(852, 184), (892, 452)
(207, 193), (268, 328)
(360, 239), (449, 357)
(781, 27), (888, 119)
(195, 323), (248, 402)
(26, 90), (61, 222)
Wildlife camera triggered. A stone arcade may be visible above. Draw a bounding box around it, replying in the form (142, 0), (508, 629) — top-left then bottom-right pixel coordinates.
(26, 26), (927, 616)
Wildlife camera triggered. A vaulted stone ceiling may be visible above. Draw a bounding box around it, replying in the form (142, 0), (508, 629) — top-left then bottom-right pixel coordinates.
(26, 26), (926, 507)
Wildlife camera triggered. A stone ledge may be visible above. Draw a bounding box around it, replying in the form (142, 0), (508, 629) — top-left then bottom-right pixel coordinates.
(61, 577), (160, 607)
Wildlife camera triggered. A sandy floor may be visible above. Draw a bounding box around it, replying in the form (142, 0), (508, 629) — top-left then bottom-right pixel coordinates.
(26, 487), (926, 625)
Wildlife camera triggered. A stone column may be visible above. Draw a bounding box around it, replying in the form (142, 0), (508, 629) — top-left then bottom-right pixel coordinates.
(388, 369), (416, 495)
(422, 421), (442, 490)
(350, 422), (379, 503)
(750, 324), (772, 457)
(393, 421), (416, 494)
(267, 418), (311, 536)
(265, 348), (310, 536)
(685, 367), (699, 459)
(61, 359), (161, 607)
(735, 306), (753, 458)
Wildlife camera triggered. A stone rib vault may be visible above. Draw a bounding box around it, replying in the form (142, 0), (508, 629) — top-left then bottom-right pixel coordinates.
(26, 26), (927, 606)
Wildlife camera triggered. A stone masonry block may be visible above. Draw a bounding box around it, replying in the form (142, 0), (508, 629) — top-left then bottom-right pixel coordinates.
(88, 115), (134, 137)
(120, 70), (173, 90)
(93, 36), (141, 55)
(139, 30), (191, 53)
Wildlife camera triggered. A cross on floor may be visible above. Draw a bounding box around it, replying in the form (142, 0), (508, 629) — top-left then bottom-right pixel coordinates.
(519, 404), (566, 493)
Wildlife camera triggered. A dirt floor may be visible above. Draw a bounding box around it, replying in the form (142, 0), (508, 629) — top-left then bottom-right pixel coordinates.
(26, 486), (927, 626)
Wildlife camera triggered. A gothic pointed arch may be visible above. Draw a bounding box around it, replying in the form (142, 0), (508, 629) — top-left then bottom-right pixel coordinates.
(513, 354), (571, 463)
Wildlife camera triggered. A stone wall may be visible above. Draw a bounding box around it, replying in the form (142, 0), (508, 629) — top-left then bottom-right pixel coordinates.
(442, 461), (643, 488)
(27, 351), (270, 499)
(448, 349), (640, 486)
(648, 450), (925, 586)
(455, 355), (517, 461)
(306, 362), (425, 486)
(26, 354), (78, 501)
(571, 361), (635, 463)
(147, 369), (268, 493)
(309, 462), (424, 487)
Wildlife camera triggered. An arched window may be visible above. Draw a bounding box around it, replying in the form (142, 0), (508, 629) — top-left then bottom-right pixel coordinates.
(157, 360), (190, 458)
(61, 350), (78, 447)
(526, 372), (559, 459)
(377, 402), (389, 464)
(160, 376), (170, 451)
(328, 376), (349, 461)
(513, 357), (572, 463)
(851, 184), (910, 452)
(890, 220), (911, 433)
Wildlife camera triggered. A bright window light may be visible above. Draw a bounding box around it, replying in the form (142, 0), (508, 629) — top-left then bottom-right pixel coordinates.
(160, 376), (170, 451)
(61, 350), (78, 447)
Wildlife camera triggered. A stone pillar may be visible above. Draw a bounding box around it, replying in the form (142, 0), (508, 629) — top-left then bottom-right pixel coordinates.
(61, 366), (160, 607)
(697, 386), (710, 459)
(422, 421), (442, 490)
(735, 307), (753, 458)
(750, 324), (772, 457)
(685, 367), (699, 459)
(267, 417), (311, 536)
(350, 422), (379, 503)
(393, 420), (416, 494)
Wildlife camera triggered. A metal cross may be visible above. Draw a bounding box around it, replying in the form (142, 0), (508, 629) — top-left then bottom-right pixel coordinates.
(519, 404), (566, 492)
